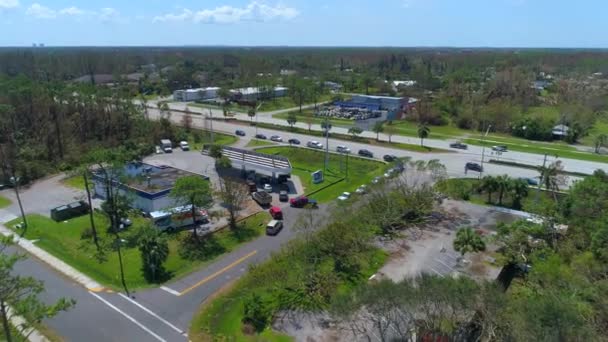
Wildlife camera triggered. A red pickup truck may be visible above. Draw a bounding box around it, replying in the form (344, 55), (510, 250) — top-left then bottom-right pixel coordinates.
(289, 196), (318, 208)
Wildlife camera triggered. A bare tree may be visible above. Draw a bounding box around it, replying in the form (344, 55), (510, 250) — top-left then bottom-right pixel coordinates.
(217, 178), (249, 230)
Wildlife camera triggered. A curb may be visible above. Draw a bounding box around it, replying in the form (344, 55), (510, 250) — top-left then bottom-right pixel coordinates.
(0, 223), (105, 292)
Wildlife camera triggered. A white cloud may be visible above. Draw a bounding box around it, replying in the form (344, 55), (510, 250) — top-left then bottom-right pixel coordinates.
(153, 1), (299, 24)
(99, 7), (120, 21)
(26, 3), (56, 18)
(59, 6), (84, 16)
(0, 0), (19, 9)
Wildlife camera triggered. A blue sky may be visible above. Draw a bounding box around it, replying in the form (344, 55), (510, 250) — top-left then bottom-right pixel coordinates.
(0, 0), (607, 47)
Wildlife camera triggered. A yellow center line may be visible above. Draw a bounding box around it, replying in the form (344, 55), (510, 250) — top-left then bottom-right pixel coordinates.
(179, 250), (258, 296)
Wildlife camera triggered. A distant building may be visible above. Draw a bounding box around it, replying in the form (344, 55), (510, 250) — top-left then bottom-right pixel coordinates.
(335, 94), (408, 120)
(280, 69), (297, 76)
(532, 80), (551, 91)
(91, 163), (208, 213)
(391, 80), (416, 91)
(173, 87), (221, 102)
(323, 81), (343, 92)
(230, 86), (288, 102)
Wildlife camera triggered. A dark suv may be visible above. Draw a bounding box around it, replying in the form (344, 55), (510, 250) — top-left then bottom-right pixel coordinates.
(465, 162), (483, 172)
(358, 149), (374, 158)
(383, 154), (397, 162)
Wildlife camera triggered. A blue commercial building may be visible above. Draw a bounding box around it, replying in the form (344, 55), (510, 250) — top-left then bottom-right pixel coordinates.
(339, 95), (406, 120)
(91, 163), (208, 213)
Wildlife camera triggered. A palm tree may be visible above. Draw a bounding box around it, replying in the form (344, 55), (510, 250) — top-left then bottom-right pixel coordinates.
(594, 134), (607, 153)
(372, 121), (384, 141)
(453, 227), (486, 257)
(480, 175), (498, 204)
(509, 178), (529, 210)
(417, 124), (430, 147)
(539, 161), (562, 201)
(495, 175), (510, 205)
(248, 106), (256, 124)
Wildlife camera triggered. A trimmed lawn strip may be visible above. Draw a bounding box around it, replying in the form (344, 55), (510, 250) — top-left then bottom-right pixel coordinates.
(464, 138), (608, 164)
(6, 212), (270, 290)
(256, 146), (386, 203)
(251, 122), (451, 153)
(189, 130), (238, 151)
(488, 159), (590, 177)
(0, 195), (11, 208)
(245, 139), (278, 148)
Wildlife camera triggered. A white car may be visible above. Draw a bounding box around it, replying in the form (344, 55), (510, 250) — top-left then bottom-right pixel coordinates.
(355, 185), (367, 194)
(336, 145), (351, 154)
(307, 141), (324, 149)
(155, 146), (163, 154)
(384, 169), (395, 178)
(270, 135), (283, 142)
(263, 184), (273, 193)
(179, 141), (190, 151)
(337, 192), (351, 201)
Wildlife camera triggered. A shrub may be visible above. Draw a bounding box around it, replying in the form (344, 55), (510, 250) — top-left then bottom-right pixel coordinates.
(242, 293), (276, 333)
(80, 227), (93, 240)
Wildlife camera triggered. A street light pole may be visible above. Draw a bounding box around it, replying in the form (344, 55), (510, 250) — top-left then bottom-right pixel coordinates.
(10, 176), (27, 230)
(323, 118), (331, 172)
(479, 124), (492, 179)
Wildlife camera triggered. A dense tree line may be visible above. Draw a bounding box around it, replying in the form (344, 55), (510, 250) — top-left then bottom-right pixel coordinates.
(0, 76), (167, 183)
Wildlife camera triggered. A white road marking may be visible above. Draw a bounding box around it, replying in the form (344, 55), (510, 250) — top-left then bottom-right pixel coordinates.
(160, 286), (181, 296)
(117, 293), (185, 336)
(89, 292), (167, 342)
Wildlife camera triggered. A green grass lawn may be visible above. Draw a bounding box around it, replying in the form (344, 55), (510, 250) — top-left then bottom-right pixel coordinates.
(463, 137), (608, 163)
(252, 122), (451, 154)
(581, 119), (608, 146)
(191, 94), (332, 114)
(6, 212), (270, 290)
(256, 146), (386, 202)
(61, 175), (86, 190)
(245, 139), (278, 148)
(0, 195), (11, 209)
(273, 110), (354, 127)
(189, 130), (239, 151)
(436, 178), (563, 215)
(390, 121), (470, 140)
(189, 247), (387, 342)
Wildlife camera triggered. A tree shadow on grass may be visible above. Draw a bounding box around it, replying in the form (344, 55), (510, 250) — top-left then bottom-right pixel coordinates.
(178, 234), (226, 261)
(231, 226), (260, 243)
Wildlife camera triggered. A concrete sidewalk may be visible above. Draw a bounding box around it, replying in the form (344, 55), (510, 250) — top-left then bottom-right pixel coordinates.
(0, 223), (104, 292)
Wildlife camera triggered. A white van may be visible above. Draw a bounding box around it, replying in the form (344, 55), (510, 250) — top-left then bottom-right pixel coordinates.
(266, 220), (283, 236)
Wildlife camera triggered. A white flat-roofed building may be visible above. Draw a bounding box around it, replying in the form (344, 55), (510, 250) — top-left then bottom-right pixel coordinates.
(173, 87), (221, 102)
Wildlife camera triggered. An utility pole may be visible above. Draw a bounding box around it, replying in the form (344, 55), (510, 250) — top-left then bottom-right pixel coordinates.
(10, 176), (27, 232)
(208, 109), (214, 144)
(478, 124), (492, 179)
(255, 102), (263, 136)
(323, 117), (331, 172)
(536, 153), (548, 204)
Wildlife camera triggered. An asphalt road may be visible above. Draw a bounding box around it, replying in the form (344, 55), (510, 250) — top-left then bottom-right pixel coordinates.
(146, 106), (588, 187)
(4, 199), (329, 341)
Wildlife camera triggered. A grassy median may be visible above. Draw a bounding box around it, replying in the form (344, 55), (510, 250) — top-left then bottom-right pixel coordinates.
(6, 212), (270, 290)
(256, 146), (386, 202)
(0, 195), (11, 209)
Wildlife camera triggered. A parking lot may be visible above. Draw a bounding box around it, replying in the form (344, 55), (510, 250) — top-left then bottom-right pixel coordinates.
(378, 199), (522, 282)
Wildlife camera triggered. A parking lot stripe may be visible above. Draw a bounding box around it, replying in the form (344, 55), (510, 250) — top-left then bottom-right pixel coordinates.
(430, 268), (444, 277)
(179, 250), (258, 296)
(117, 293), (185, 336)
(160, 286), (181, 296)
(435, 258), (455, 271)
(89, 292), (166, 342)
